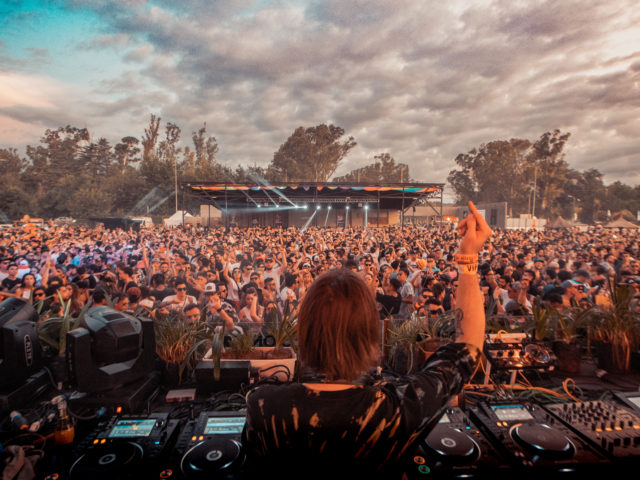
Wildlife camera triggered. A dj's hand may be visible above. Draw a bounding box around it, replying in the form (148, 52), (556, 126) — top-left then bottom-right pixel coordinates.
(456, 201), (492, 256)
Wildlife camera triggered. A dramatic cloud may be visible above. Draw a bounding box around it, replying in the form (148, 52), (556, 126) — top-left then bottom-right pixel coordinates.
(1, 0), (639, 188)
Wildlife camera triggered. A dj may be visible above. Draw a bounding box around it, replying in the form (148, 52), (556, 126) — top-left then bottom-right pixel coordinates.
(242, 201), (491, 477)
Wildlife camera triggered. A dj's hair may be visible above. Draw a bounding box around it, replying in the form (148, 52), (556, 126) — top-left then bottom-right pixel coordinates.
(297, 268), (379, 381)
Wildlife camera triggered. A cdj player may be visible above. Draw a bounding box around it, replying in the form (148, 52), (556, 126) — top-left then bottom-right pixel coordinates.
(408, 407), (511, 478)
(170, 410), (247, 479)
(68, 412), (180, 479)
(468, 401), (611, 475)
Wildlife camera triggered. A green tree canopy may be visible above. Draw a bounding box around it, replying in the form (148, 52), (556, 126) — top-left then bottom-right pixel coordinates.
(334, 153), (411, 183)
(268, 124), (356, 182)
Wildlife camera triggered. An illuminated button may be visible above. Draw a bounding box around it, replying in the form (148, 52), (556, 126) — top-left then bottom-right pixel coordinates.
(93, 439), (99, 444)
(159, 469), (173, 478)
(116, 406), (122, 414)
(198, 435), (204, 441)
(44, 475), (59, 480)
(413, 455), (425, 465)
(191, 436), (197, 441)
(418, 465), (431, 474)
(100, 439), (106, 444)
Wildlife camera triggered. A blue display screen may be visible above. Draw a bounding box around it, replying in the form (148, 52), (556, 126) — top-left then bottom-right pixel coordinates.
(108, 419), (156, 438)
(203, 416), (245, 435)
(491, 405), (533, 421)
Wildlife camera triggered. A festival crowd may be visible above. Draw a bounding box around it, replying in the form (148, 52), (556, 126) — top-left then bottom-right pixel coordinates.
(1, 220), (639, 330)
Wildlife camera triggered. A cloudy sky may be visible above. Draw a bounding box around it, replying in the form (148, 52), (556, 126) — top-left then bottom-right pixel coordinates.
(1, 0), (640, 196)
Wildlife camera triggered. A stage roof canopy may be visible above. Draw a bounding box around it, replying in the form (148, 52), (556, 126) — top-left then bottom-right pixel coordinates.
(183, 182), (444, 211)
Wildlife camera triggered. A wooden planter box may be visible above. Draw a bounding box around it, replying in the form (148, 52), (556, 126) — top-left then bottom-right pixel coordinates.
(205, 346), (297, 382)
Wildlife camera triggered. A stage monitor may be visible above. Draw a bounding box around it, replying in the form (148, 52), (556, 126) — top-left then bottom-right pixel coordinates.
(66, 306), (156, 393)
(0, 298), (41, 390)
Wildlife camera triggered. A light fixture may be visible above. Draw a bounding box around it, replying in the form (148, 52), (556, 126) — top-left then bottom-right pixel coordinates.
(316, 205), (321, 210)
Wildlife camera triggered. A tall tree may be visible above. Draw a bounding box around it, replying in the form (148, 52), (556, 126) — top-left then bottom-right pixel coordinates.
(141, 114), (161, 164)
(23, 126), (90, 217)
(78, 138), (113, 178)
(334, 153), (411, 183)
(114, 136), (141, 175)
(268, 124), (356, 182)
(0, 148), (33, 219)
(572, 169), (605, 223)
(447, 138), (533, 216)
(191, 123), (220, 181)
(528, 130), (572, 217)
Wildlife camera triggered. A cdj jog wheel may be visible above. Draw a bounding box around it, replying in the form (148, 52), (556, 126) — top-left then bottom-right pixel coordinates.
(68, 441), (144, 479)
(510, 423), (575, 459)
(424, 424), (480, 464)
(180, 437), (244, 479)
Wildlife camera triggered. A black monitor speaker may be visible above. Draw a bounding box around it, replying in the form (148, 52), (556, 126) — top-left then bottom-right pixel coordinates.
(0, 298), (41, 390)
(66, 306), (156, 393)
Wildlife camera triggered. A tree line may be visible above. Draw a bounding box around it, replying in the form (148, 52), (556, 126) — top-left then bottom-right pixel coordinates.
(447, 130), (640, 224)
(0, 117), (637, 223)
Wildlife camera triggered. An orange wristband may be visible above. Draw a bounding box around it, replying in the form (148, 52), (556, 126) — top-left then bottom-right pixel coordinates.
(454, 253), (478, 265)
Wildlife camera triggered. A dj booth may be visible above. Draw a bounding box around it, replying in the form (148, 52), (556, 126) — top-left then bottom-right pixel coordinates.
(2, 299), (640, 479)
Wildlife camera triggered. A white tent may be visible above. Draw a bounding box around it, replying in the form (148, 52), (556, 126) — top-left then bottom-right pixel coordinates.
(163, 210), (193, 227)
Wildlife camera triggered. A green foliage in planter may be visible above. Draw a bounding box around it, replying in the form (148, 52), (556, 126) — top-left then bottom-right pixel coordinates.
(262, 306), (298, 355)
(225, 329), (256, 357)
(37, 292), (89, 356)
(589, 279), (640, 372)
(153, 312), (213, 384)
(553, 303), (593, 345)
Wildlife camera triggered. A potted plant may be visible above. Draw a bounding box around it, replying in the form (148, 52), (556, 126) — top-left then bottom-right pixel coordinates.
(548, 303), (592, 374)
(205, 310), (298, 383)
(385, 314), (427, 375)
(37, 293), (90, 386)
(419, 309), (457, 358)
(261, 306), (298, 360)
(384, 309), (455, 375)
(589, 279), (640, 374)
(153, 312), (212, 386)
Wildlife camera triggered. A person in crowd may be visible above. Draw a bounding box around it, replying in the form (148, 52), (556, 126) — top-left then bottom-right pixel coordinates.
(238, 285), (264, 323)
(224, 265), (244, 309)
(161, 278), (197, 313)
(204, 282), (239, 332)
(279, 272), (298, 315)
(112, 292), (130, 312)
(1, 263), (21, 293)
(182, 302), (202, 324)
(396, 267), (414, 318)
(242, 200), (490, 476)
